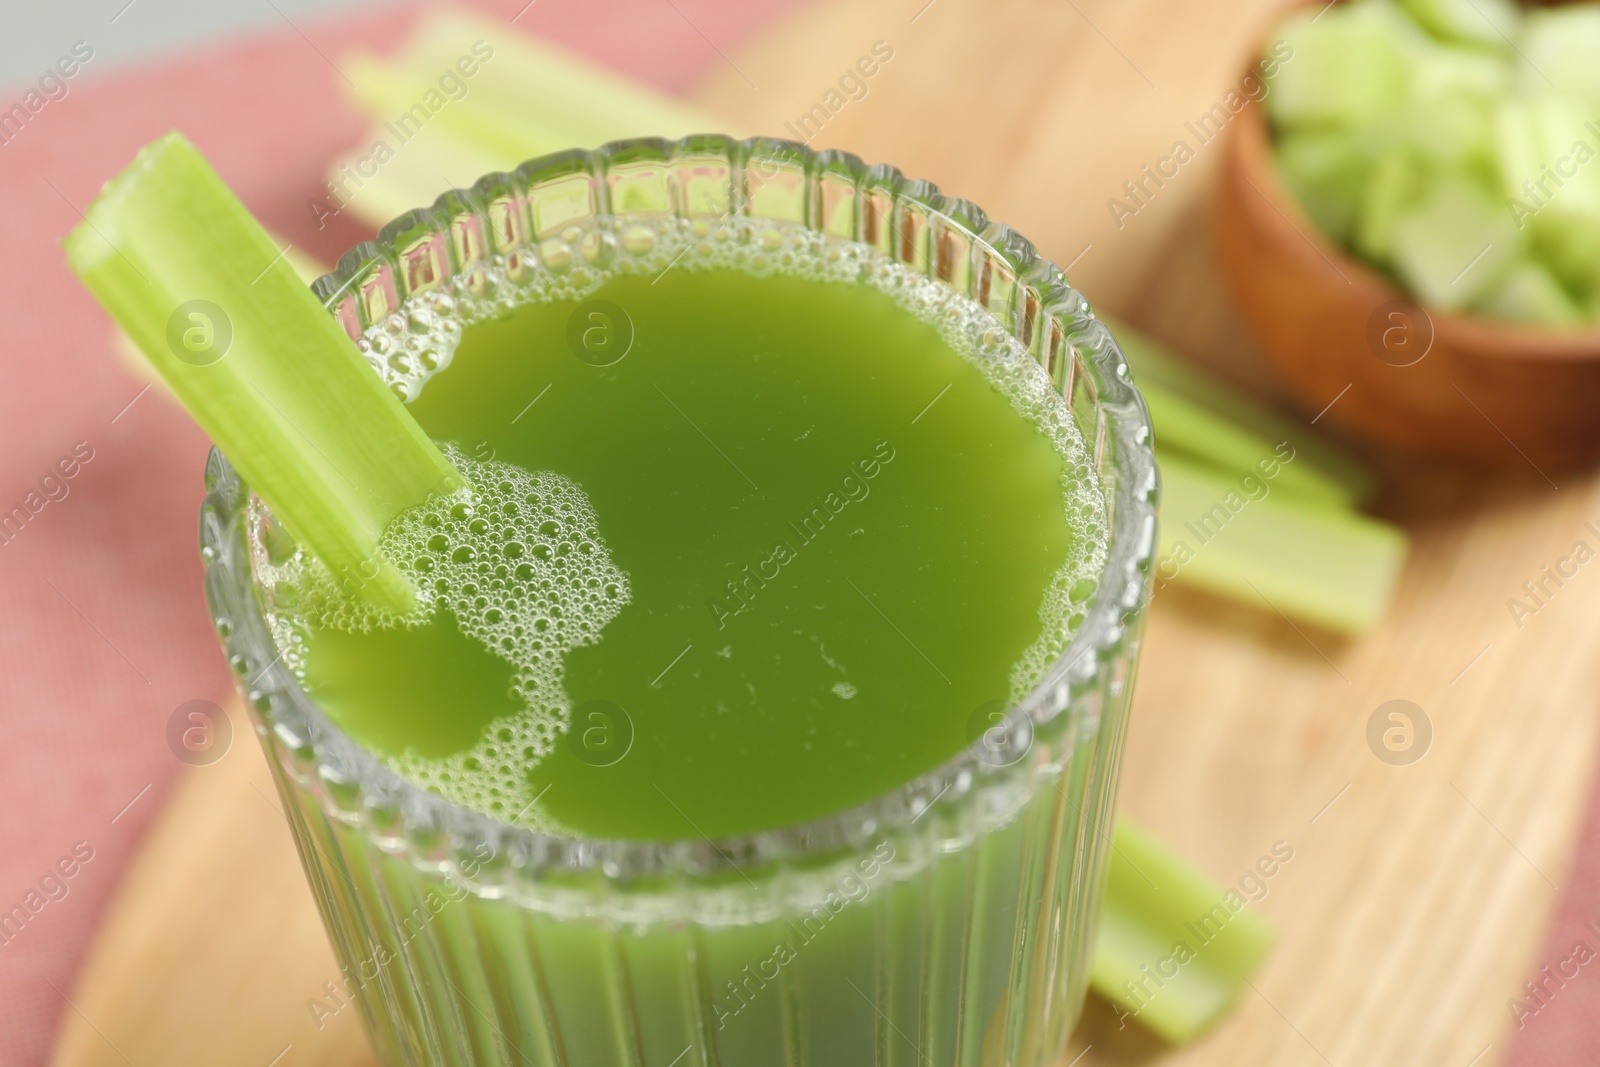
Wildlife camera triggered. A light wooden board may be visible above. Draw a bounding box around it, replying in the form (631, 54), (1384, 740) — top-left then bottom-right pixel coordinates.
(53, 2), (1600, 1065)
(51, 701), (378, 1067)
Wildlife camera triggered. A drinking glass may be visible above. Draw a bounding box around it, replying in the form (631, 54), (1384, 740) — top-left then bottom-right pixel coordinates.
(200, 134), (1157, 1067)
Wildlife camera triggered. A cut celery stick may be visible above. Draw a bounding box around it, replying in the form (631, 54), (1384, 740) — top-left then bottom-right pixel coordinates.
(1157, 452), (1406, 634)
(1142, 386), (1348, 509)
(332, 19), (720, 227)
(1517, 6), (1600, 104)
(1407, 40), (1512, 103)
(1493, 95), (1547, 208)
(1090, 819), (1275, 1044)
(66, 133), (461, 611)
(331, 7), (724, 219)
(328, 121), (509, 229)
(1275, 131), (1370, 243)
(1265, 3), (1421, 129)
(343, 52), (585, 170)
(1369, 94), (1494, 168)
(1520, 96), (1600, 298)
(1109, 318), (1377, 507)
(1353, 151), (1430, 265)
(1529, 94), (1600, 222)
(1390, 177), (1519, 309)
(1490, 96), (1600, 303)
(1475, 258), (1586, 326)
(1398, 0), (1519, 50)
(1492, 92), (1600, 224)
(388, 9), (722, 146)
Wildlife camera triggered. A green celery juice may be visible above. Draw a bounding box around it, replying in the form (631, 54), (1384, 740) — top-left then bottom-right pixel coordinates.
(259, 221), (1107, 843)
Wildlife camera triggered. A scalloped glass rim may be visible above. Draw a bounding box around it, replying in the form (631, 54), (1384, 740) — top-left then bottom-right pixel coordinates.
(204, 133), (1157, 886)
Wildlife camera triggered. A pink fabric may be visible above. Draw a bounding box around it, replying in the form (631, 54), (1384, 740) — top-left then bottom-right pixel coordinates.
(1506, 794), (1600, 1061)
(0, 3), (800, 1063)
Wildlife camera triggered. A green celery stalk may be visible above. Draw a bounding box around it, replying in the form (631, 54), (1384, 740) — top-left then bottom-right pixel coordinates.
(329, 9), (724, 227)
(66, 132), (461, 611)
(1158, 452), (1406, 634)
(1108, 318), (1377, 507)
(1090, 819), (1275, 1044)
(385, 9), (723, 146)
(1140, 380), (1350, 509)
(343, 52), (573, 171)
(329, 121), (510, 229)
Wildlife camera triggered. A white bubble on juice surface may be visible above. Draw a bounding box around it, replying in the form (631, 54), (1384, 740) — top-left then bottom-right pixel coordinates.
(258, 444), (629, 829)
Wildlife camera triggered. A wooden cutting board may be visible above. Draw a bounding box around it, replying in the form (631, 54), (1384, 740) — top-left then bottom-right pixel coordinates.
(53, 1), (1600, 1065)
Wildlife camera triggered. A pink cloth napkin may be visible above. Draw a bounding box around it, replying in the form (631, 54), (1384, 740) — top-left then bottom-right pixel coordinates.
(1504, 797), (1600, 1059)
(0, 3), (800, 1063)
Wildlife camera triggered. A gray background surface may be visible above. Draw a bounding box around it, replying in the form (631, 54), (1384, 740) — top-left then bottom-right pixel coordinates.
(1, 0), (404, 89)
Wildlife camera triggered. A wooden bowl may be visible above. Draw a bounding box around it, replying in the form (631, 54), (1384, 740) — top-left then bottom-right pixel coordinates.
(1216, 61), (1600, 471)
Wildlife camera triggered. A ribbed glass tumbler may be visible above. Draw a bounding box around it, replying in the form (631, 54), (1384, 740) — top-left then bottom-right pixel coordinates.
(200, 135), (1157, 1067)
